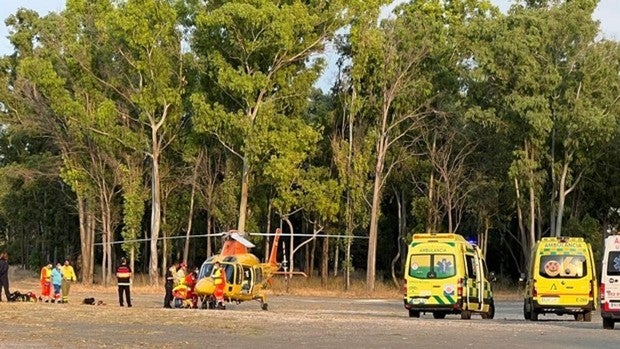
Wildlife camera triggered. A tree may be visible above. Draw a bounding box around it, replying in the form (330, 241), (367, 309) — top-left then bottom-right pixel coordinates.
(189, 0), (348, 234)
(349, 0), (494, 291)
(91, 0), (186, 285)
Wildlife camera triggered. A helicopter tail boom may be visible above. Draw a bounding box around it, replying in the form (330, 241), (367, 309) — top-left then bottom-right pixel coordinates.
(268, 228), (282, 266)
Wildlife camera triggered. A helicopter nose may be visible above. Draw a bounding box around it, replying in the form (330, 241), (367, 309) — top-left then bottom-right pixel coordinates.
(195, 277), (216, 296)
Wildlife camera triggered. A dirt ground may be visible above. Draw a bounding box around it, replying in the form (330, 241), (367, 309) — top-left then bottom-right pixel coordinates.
(0, 277), (529, 348)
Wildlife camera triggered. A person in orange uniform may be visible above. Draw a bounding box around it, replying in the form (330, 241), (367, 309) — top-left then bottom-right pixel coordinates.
(184, 268), (199, 309)
(40, 263), (53, 303)
(212, 261), (226, 309)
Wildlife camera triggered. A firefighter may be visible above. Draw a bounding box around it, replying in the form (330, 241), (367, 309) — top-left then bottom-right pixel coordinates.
(212, 261), (226, 309)
(40, 263), (53, 303)
(60, 259), (77, 303)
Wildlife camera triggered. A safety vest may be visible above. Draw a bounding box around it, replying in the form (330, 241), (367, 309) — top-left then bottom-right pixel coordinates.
(61, 265), (77, 282)
(213, 268), (223, 285)
(40, 267), (51, 283)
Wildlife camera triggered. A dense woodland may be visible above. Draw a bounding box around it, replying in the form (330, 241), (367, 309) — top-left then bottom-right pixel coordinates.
(0, 0), (618, 291)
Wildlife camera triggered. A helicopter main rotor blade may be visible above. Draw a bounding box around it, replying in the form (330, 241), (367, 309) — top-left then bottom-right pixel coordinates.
(229, 232), (255, 248)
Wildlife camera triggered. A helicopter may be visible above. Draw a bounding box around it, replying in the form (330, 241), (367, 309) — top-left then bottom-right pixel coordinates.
(194, 228), (281, 310)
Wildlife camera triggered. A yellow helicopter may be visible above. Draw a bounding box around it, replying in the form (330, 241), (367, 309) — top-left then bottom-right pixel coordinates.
(195, 228), (281, 310)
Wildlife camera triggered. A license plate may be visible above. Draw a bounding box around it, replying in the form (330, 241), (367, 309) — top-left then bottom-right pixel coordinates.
(540, 296), (559, 304)
(411, 298), (427, 305)
(609, 302), (620, 309)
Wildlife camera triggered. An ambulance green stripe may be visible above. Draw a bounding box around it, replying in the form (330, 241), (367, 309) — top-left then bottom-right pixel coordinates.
(433, 296), (445, 304)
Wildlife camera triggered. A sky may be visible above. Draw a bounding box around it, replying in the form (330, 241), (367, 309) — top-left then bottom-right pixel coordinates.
(0, 0), (618, 89)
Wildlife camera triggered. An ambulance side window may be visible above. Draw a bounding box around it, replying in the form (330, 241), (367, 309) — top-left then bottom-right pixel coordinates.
(465, 255), (477, 278)
(607, 251), (620, 276)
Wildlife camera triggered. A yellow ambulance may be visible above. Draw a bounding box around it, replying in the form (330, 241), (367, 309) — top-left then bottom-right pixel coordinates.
(403, 233), (495, 319)
(601, 234), (620, 329)
(523, 236), (597, 321)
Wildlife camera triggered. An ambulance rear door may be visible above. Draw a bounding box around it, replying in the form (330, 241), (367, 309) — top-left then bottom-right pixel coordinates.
(464, 253), (484, 312)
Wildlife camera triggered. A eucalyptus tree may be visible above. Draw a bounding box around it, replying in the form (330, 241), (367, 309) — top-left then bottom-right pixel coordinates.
(0, 6), (111, 283)
(469, 0), (619, 262)
(348, 0), (495, 291)
(188, 0), (349, 234)
(85, 0), (186, 285)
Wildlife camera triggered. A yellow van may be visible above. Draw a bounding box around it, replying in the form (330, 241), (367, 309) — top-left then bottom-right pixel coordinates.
(601, 234), (620, 329)
(403, 233), (495, 319)
(523, 237), (597, 321)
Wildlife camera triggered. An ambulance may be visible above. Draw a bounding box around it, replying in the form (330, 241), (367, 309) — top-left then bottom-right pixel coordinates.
(601, 234), (620, 329)
(523, 237), (597, 321)
(402, 233), (495, 319)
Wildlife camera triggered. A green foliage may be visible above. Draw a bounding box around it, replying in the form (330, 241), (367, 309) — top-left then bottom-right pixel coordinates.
(0, 0), (618, 282)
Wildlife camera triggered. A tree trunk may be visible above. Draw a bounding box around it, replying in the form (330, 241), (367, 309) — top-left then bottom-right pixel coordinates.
(367, 160), (384, 292)
(206, 215), (213, 257)
(321, 236), (329, 286)
(305, 243), (310, 276)
(310, 237), (316, 279)
(333, 240), (339, 277)
(237, 157), (250, 232)
(514, 178), (529, 270)
(77, 194), (92, 284)
(555, 162), (570, 237)
(527, 143), (536, 243)
(391, 188), (404, 288)
(149, 141), (162, 286)
(184, 153), (201, 264)
(88, 211), (95, 285)
(427, 136), (437, 233)
(264, 200), (272, 262)
(100, 195), (108, 287)
(283, 217), (295, 277)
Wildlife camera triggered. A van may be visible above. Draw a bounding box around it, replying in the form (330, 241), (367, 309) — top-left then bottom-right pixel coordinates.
(601, 234), (620, 329)
(523, 237), (597, 321)
(403, 233), (495, 319)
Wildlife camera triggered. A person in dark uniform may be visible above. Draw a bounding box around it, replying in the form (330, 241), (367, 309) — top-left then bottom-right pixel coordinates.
(116, 257), (132, 307)
(164, 261), (180, 308)
(0, 252), (10, 302)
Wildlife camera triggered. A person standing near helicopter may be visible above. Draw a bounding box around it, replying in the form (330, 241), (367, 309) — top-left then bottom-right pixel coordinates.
(212, 261), (226, 309)
(164, 261), (179, 308)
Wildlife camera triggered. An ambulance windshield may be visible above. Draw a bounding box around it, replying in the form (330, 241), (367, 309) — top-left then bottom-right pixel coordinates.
(409, 254), (455, 279)
(607, 251), (620, 276)
(539, 255), (587, 279)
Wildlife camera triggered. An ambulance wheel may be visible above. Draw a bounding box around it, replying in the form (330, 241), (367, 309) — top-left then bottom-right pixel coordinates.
(460, 310), (471, 320)
(482, 302), (495, 320)
(523, 301), (531, 320)
(583, 311), (592, 322)
(432, 312), (446, 319)
(408, 309), (420, 318)
(603, 318), (615, 330)
(530, 307), (538, 321)
(261, 303), (268, 311)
